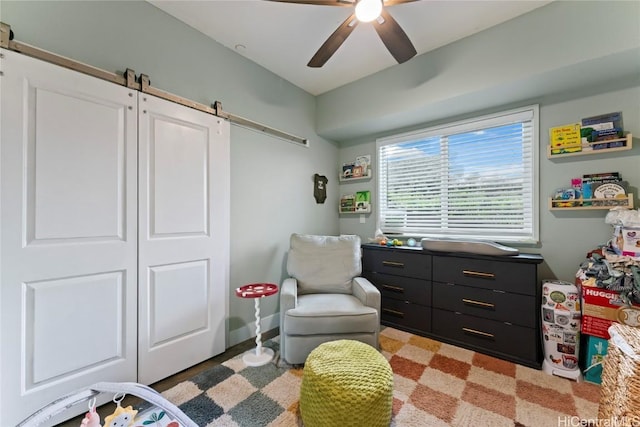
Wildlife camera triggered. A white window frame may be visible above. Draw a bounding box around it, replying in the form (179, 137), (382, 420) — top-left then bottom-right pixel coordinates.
(376, 105), (539, 244)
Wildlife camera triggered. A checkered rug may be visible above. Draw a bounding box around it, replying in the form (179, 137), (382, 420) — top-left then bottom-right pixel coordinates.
(160, 327), (600, 426)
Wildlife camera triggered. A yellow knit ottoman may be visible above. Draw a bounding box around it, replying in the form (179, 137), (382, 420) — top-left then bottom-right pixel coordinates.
(300, 340), (393, 427)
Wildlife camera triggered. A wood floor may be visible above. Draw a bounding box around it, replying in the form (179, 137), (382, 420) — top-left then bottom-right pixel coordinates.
(53, 328), (279, 426)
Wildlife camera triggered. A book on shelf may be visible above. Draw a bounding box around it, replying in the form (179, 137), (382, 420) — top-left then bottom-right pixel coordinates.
(355, 190), (371, 212)
(591, 128), (624, 140)
(592, 181), (628, 199)
(549, 123), (581, 154)
(581, 112), (623, 129)
(342, 154), (372, 179)
(581, 112), (624, 143)
(340, 194), (356, 212)
(354, 155), (371, 177)
(342, 162), (355, 179)
(581, 172), (625, 207)
(582, 172), (621, 184)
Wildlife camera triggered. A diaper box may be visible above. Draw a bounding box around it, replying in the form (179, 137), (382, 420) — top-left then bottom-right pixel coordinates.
(581, 285), (640, 339)
(582, 334), (609, 385)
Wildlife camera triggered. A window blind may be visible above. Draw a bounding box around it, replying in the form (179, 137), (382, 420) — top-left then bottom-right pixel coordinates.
(377, 105), (539, 244)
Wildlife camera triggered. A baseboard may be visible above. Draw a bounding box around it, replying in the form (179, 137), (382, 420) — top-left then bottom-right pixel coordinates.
(228, 312), (279, 348)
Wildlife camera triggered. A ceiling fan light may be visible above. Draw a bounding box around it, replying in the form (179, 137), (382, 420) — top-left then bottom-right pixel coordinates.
(355, 0), (382, 23)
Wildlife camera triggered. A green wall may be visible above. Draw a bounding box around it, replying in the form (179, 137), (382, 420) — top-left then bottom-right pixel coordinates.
(2, 0), (639, 343)
(317, 1), (640, 141)
(338, 87), (640, 281)
(333, 1), (640, 282)
(0, 0), (340, 345)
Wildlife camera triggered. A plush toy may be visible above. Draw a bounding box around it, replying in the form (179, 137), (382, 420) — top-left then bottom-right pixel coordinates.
(80, 404), (101, 427)
(102, 405), (138, 427)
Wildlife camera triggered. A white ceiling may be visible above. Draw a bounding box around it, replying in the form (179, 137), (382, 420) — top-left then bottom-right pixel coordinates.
(149, 0), (553, 96)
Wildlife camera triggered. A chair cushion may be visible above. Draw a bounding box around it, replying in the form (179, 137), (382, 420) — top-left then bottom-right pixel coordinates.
(287, 234), (361, 295)
(284, 294), (378, 335)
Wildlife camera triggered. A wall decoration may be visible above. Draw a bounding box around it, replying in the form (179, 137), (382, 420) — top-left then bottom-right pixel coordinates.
(314, 174), (328, 204)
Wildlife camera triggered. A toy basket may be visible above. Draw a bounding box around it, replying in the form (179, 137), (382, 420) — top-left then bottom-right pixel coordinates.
(17, 382), (197, 427)
(598, 323), (640, 424)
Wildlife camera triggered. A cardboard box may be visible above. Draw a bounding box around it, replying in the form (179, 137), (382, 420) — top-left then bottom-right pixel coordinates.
(583, 335), (608, 385)
(581, 285), (640, 339)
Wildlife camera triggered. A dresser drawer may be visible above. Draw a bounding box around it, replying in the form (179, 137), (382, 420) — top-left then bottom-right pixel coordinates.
(432, 282), (536, 328)
(432, 309), (537, 363)
(363, 249), (430, 279)
(432, 255), (536, 295)
(369, 272), (431, 306)
(381, 298), (431, 333)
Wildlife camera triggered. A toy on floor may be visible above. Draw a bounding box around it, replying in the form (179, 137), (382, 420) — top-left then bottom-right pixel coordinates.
(81, 394), (138, 427)
(20, 382), (194, 427)
(80, 398), (100, 427)
(103, 404), (137, 427)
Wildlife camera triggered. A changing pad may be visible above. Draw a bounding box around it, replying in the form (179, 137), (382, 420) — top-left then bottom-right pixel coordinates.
(421, 238), (519, 256)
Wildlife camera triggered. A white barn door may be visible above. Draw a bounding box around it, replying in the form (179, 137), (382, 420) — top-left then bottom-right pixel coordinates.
(137, 93), (229, 385)
(0, 49), (138, 425)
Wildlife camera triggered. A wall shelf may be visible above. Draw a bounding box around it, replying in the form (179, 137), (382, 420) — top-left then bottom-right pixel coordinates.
(339, 172), (372, 183)
(549, 193), (634, 210)
(547, 134), (632, 159)
(340, 190), (371, 214)
(339, 207), (372, 214)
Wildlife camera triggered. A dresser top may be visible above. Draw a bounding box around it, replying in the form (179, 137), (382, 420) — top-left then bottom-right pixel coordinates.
(362, 243), (544, 264)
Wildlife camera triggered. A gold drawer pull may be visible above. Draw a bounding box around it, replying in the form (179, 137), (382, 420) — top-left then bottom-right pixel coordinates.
(382, 308), (404, 318)
(463, 327), (494, 339)
(382, 284), (404, 293)
(462, 298), (495, 309)
(382, 260), (405, 268)
(463, 270), (495, 279)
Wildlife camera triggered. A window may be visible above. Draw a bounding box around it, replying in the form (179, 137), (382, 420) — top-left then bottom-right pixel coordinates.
(377, 105), (539, 244)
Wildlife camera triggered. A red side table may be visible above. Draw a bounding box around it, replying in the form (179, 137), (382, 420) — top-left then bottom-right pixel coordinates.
(235, 283), (279, 366)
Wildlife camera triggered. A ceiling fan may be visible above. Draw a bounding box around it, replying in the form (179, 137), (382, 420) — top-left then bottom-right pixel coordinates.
(271, 0), (418, 67)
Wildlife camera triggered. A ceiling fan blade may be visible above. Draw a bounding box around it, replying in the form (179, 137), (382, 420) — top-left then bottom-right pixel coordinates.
(372, 9), (417, 64)
(308, 13), (358, 67)
(268, 0), (353, 6)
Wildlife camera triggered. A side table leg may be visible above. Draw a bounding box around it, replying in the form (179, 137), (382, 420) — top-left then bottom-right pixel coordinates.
(254, 298), (262, 356)
(242, 296), (274, 367)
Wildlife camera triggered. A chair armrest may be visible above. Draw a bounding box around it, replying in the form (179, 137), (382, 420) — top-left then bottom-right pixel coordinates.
(280, 278), (298, 312)
(352, 277), (380, 313)
(353, 277), (381, 350)
(279, 278), (298, 360)
(280, 278), (298, 332)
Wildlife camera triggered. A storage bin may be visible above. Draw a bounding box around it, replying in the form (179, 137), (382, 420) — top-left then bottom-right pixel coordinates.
(597, 324), (640, 424)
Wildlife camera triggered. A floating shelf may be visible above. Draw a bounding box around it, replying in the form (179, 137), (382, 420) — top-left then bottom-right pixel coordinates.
(339, 172), (372, 183)
(547, 134), (632, 159)
(549, 194), (634, 210)
(339, 207), (372, 214)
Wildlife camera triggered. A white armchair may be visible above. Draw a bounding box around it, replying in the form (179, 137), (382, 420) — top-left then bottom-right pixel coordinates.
(279, 233), (381, 365)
